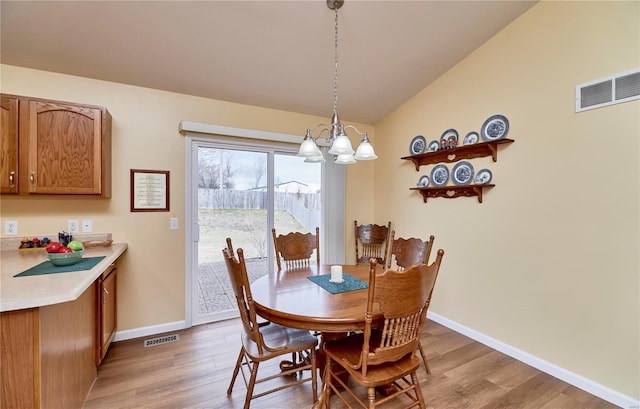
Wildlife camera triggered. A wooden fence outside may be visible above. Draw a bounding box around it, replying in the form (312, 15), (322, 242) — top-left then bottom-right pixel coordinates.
(198, 189), (320, 233)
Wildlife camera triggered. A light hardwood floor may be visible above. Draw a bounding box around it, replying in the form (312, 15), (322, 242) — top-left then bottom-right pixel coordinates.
(83, 319), (618, 409)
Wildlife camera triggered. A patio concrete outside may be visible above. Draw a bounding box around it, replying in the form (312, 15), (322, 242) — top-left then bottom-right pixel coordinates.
(197, 258), (269, 315)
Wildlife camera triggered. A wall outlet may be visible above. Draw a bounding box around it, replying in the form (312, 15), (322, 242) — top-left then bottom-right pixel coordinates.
(4, 220), (18, 236)
(68, 219), (79, 234)
(82, 219), (93, 233)
(169, 218), (179, 230)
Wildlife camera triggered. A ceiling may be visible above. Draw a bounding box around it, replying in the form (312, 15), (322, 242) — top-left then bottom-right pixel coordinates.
(1, 0), (537, 125)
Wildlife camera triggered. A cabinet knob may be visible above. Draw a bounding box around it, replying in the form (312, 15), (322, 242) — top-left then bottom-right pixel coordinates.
(9, 171), (15, 188)
(103, 287), (109, 303)
(29, 171), (36, 187)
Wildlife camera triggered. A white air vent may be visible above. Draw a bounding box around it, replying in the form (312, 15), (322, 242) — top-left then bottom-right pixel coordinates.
(576, 69), (640, 112)
(144, 334), (180, 347)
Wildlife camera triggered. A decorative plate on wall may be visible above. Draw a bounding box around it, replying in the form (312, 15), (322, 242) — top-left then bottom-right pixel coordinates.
(430, 164), (449, 187)
(451, 161), (475, 185)
(440, 129), (459, 147)
(417, 175), (429, 187)
(409, 135), (426, 155)
(463, 131), (479, 145)
(475, 169), (493, 184)
(481, 114), (509, 141)
(427, 140), (440, 152)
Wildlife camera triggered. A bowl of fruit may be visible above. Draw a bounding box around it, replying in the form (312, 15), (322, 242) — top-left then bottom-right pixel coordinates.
(46, 241), (84, 266)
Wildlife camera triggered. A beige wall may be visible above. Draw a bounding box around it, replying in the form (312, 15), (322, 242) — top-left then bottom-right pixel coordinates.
(374, 0), (638, 401)
(0, 64), (375, 332)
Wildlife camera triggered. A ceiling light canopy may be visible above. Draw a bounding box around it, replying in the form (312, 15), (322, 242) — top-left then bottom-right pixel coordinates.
(297, 0), (377, 164)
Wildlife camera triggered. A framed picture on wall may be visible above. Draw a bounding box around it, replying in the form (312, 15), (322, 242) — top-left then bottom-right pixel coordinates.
(130, 169), (170, 212)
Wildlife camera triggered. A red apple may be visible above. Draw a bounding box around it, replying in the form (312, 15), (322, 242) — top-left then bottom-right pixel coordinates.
(46, 242), (63, 253)
(58, 247), (74, 253)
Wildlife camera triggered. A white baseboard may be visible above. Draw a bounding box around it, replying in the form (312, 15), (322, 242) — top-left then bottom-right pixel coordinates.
(112, 320), (187, 342)
(427, 312), (639, 409)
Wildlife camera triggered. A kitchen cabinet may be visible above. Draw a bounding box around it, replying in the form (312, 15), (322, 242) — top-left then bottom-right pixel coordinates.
(96, 264), (117, 365)
(0, 94), (112, 197)
(0, 284), (96, 409)
(0, 96), (19, 193)
(0, 244), (126, 409)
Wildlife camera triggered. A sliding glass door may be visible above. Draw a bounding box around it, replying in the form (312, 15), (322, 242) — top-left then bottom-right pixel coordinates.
(190, 140), (321, 325)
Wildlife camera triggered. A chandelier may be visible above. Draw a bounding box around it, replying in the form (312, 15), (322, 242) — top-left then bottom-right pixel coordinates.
(297, 0), (377, 164)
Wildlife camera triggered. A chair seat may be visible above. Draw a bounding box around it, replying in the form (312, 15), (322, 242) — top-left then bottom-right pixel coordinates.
(324, 333), (421, 388)
(242, 322), (318, 361)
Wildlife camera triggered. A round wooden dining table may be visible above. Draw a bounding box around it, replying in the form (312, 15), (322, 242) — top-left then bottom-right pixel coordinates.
(251, 263), (403, 407)
(251, 263), (378, 333)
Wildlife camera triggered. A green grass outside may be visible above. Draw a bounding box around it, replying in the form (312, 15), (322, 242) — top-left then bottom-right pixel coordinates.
(198, 209), (305, 263)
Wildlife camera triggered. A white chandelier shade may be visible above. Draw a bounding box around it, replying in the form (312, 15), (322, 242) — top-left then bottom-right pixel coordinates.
(298, 132), (323, 157)
(335, 153), (357, 164)
(354, 135), (377, 160)
(327, 132), (354, 156)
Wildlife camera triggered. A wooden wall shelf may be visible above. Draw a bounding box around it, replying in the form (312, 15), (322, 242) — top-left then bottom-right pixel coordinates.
(409, 184), (494, 203)
(401, 139), (514, 171)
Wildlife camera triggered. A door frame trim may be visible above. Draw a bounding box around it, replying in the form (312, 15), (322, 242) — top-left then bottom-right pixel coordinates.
(181, 122), (344, 328)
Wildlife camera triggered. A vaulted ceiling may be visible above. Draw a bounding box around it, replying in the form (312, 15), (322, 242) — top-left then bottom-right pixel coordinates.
(1, 1), (537, 124)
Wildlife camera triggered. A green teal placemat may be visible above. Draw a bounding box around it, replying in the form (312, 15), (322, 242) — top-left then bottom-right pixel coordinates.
(14, 256), (106, 277)
(307, 273), (368, 294)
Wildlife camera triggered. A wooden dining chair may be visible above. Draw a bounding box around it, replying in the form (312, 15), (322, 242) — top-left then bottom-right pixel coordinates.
(386, 230), (436, 374)
(321, 249), (445, 409)
(386, 230), (435, 271)
(272, 227), (320, 271)
(223, 238), (318, 408)
(354, 220), (391, 265)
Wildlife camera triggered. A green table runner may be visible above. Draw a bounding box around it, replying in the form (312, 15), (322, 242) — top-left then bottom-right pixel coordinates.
(14, 256), (106, 277)
(307, 273), (368, 294)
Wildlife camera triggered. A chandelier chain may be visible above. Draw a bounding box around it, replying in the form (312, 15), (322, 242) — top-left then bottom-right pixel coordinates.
(297, 0), (377, 163)
(333, 5), (339, 115)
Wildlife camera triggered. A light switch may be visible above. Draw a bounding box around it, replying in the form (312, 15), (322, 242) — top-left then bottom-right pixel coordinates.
(170, 218), (179, 230)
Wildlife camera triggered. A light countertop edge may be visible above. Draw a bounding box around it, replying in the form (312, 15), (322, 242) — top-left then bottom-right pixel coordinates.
(0, 243), (128, 312)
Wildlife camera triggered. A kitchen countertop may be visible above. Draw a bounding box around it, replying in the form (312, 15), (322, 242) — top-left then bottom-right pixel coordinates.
(0, 243), (127, 312)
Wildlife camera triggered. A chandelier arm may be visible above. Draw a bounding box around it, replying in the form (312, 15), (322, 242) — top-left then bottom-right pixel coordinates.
(342, 124), (366, 136)
(307, 124), (331, 141)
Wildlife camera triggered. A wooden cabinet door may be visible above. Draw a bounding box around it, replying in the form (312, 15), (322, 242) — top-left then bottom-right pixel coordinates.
(1, 96), (19, 194)
(98, 267), (117, 364)
(27, 100), (103, 194)
(0, 309), (38, 409)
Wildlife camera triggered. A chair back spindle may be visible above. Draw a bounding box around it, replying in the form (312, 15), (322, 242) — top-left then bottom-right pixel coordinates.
(354, 220), (391, 265)
(272, 227), (320, 271)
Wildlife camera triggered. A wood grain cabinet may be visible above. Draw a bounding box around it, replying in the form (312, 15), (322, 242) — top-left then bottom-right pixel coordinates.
(0, 95), (19, 193)
(0, 262), (120, 409)
(96, 264), (117, 365)
(0, 285), (97, 409)
(0, 94), (112, 197)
